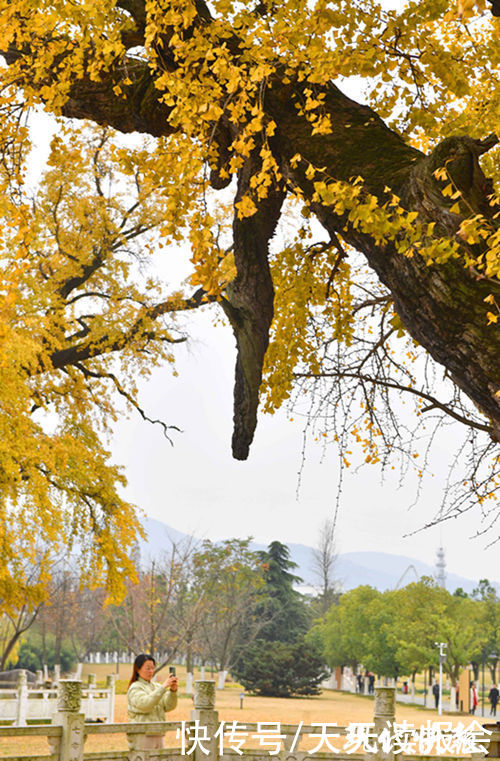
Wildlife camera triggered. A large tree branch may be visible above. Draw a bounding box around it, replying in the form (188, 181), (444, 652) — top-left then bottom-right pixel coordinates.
(4, 33), (500, 454)
(265, 80), (500, 443)
(3, 45), (176, 137)
(221, 152), (286, 459)
(62, 60), (176, 137)
(46, 288), (216, 372)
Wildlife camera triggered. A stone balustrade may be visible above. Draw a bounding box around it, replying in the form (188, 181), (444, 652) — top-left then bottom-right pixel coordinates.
(0, 683), (494, 761)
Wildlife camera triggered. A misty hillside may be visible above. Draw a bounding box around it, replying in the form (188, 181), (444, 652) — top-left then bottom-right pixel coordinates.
(138, 516), (498, 594)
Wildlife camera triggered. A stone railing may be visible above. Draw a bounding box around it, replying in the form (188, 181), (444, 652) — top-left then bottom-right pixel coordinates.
(0, 682), (496, 761)
(0, 672), (115, 726)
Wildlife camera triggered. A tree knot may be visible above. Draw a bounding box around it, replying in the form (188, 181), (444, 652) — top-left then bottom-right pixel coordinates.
(427, 135), (497, 216)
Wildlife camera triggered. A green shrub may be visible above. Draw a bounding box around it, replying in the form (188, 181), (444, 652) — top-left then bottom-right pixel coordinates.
(15, 631), (76, 673)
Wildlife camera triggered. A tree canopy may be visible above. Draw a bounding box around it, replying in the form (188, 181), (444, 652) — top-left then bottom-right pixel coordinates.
(0, 0), (500, 600)
(316, 578), (499, 685)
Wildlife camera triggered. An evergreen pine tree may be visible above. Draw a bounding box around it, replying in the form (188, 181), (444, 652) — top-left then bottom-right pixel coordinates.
(255, 541), (311, 644)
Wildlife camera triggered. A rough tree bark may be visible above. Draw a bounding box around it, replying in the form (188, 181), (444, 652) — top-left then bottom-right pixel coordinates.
(5, 30), (500, 458)
(221, 155), (286, 459)
(267, 82), (500, 442)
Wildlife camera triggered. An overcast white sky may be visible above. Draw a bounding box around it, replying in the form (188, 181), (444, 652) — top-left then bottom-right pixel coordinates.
(110, 301), (500, 584)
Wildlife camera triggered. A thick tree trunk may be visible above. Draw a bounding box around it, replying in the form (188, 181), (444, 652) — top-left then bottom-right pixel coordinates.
(267, 82), (500, 439)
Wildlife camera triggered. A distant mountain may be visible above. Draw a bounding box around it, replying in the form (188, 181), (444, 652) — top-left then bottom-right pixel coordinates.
(138, 516), (499, 595)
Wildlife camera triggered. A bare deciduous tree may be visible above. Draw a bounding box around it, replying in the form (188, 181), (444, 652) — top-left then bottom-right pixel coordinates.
(310, 519), (339, 615)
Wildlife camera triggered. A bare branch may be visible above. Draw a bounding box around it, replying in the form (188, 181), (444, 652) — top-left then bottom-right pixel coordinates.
(74, 363), (180, 442)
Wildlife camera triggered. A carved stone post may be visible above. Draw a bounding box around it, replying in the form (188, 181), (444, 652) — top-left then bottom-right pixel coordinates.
(15, 670), (28, 727)
(126, 727), (147, 761)
(106, 674), (115, 723)
(86, 673), (96, 722)
(191, 680), (218, 761)
(370, 686), (396, 761)
(55, 680), (85, 761)
(449, 685), (457, 712)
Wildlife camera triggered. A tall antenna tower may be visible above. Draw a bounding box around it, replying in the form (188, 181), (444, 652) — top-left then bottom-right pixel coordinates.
(435, 545), (446, 588)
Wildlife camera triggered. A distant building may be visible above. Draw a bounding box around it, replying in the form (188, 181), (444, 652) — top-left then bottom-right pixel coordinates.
(435, 546), (447, 588)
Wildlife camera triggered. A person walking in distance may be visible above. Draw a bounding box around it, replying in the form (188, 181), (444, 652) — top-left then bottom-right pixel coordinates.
(432, 681), (440, 710)
(470, 682), (479, 714)
(368, 673), (375, 694)
(489, 684), (499, 716)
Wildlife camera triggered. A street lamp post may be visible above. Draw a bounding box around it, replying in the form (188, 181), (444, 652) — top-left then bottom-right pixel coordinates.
(493, 653), (499, 686)
(435, 642), (447, 715)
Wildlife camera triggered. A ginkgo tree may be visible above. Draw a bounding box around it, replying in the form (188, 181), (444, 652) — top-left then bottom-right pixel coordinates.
(0, 0), (499, 601)
(0, 121), (218, 610)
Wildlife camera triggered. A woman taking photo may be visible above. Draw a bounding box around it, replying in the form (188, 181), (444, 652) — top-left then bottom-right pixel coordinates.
(127, 653), (178, 750)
